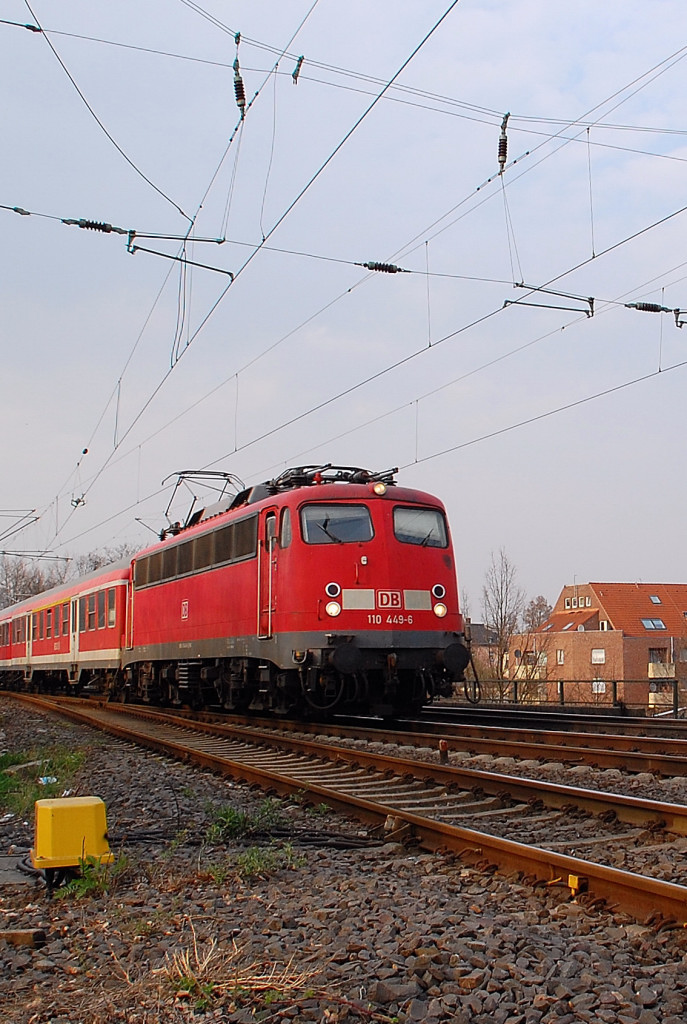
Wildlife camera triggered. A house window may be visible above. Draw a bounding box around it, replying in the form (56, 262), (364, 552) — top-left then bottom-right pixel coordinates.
(564, 597), (571, 609)
(680, 649), (687, 663)
(591, 648), (606, 664)
(572, 598), (577, 608)
(556, 649), (565, 665)
(650, 595), (661, 605)
(592, 679), (606, 694)
(586, 596), (592, 607)
(649, 648), (668, 664)
(641, 618), (666, 630)
(562, 621), (574, 631)
(599, 620), (609, 631)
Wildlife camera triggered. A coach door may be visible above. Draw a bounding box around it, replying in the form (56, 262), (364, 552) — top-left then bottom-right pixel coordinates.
(70, 599), (78, 664)
(258, 510), (278, 639)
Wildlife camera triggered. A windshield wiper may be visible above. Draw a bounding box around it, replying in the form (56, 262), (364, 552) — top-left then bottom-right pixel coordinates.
(420, 528), (435, 547)
(317, 517), (343, 543)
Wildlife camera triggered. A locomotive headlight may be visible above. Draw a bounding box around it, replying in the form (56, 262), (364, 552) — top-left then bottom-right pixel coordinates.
(325, 601), (342, 617)
(432, 584), (446, 599)
(433, 602), (448, 618)
(372, 481), (387, 495)
(325, 582), (341, 598)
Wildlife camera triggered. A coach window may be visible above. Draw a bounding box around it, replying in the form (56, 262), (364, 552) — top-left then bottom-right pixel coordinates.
(39, 610), (45, 640)
(108, 589), (116, 627)
(393, 507), (448, 548)
(97, 590), (106, 629)
(46, 608), (53, 639)
(87, 593), (96, 630)
(280, 508), (292, 548)
(301, 504), (373, 544)
(62, 603), (70, 636)
(31, 613), (38, 641)
(78, 597), (86, 632)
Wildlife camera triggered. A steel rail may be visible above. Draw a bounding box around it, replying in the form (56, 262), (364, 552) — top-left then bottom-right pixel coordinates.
(10, 693), (687, 924)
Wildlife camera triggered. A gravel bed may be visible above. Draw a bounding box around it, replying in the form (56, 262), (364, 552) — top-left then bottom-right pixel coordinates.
(2, 696), (687, 1024)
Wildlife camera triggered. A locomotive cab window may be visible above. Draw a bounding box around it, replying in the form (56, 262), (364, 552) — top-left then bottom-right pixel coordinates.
(393, 507), (448, 548)
(280, 507), (292, 548)
(301, 504), (373, 544)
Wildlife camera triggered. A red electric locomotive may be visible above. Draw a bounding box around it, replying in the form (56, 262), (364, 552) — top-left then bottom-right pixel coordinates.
(0, 465), (471, 717)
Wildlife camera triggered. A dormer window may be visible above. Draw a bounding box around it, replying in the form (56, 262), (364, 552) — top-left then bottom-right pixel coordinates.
(650, 595), (661, 605)
(641, 618), (666, 630)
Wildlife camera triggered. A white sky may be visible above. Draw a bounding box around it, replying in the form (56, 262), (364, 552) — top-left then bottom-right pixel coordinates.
(2, 0), (687, 613)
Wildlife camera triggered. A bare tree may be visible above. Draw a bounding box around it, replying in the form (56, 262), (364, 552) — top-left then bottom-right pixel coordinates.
(523, 594), (552, 631)
(0, 544), (137, 609)
(481, 548), (525, 694)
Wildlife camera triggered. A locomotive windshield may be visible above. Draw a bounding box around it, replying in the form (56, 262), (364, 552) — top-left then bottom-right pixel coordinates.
(301, 504), (373, 544)
(393, 506), (448, 548)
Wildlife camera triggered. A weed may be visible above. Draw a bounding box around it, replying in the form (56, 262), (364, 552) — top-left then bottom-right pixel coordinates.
(234, 841), (306, 880)
(206, 797), (286, 844)
(54, 853), (129, 900)
(310, 802), (331, 817)
(0, 746), (86, 817)
(205, 860), (232, 886)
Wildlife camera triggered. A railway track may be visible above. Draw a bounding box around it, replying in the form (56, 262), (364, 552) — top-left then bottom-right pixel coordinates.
(9, 693), (687, 925)
(164, 706), (687, 776)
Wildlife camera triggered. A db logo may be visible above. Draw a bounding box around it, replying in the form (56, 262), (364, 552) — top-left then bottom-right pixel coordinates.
(377, 590), (402, 609)
(181, 600), (189, 620)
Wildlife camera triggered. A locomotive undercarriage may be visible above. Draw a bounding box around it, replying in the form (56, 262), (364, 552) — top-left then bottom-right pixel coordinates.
(3, 636), (469, 719)
(112, 639), (466, 718)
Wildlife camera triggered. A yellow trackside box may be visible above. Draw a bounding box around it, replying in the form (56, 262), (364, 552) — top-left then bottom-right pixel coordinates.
(30, 796), (114, 870)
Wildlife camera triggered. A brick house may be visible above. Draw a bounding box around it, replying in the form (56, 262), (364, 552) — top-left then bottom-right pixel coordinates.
(510, 582), (687, 710)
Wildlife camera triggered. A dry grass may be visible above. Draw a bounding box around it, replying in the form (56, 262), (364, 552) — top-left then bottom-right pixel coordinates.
(162, 917), (314, 1009)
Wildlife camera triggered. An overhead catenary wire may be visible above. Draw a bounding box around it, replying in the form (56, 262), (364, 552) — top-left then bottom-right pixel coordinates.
(22, 1), (190, 222)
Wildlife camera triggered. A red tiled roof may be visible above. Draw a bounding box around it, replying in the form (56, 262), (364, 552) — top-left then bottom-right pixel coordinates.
(537, 610), (597, 634)
(588, 582), (687, 637)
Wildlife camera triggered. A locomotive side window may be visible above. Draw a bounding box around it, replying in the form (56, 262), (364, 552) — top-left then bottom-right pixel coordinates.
(234, 516), (258, 559)
(393, 507), (448, 548)
(301, 504), (374, 544)
(162, 546), (178, 581)
(148, 551), (164, 585)
(214, 524), (234, 565)
(280, 507), (292, 548)
(194, 532), (214, 571)
(177, 540), (193, 575)
(134, 559), (148, 588)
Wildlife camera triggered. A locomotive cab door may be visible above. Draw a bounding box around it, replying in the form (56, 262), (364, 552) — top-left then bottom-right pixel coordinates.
(257, 510), (278, 639)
